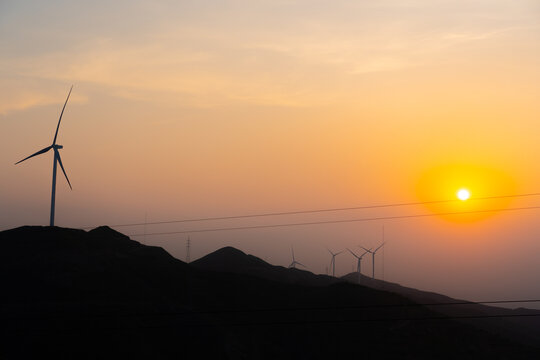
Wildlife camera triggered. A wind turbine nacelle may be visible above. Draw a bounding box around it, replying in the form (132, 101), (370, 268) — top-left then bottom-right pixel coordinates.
(54, 145), (63, 149)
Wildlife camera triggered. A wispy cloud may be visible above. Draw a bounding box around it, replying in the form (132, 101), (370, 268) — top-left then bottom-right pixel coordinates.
(0, 77), (88, 115)
(1, 0), (537, 111)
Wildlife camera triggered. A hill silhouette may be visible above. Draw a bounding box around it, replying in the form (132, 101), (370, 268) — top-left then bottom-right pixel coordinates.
(194, 245), (540, 349)
(1, 226), (538, 359)
(341, 272), (540, 348)
(192, 246), (339, 286)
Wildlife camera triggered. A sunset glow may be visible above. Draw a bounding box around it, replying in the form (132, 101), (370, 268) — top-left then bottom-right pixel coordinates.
(1, 0), (540, 307)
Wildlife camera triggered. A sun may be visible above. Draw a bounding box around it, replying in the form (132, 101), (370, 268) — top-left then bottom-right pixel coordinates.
(457, 188), (470, 201)
(416, 163), (516, 222)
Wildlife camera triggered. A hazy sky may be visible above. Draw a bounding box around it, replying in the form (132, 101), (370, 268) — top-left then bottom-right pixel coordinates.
(1, 0), (540, 303)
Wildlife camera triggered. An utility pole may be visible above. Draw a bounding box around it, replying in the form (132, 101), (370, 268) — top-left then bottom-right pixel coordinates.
(143, 211), (147, 244)
(382, 225), (385, 281)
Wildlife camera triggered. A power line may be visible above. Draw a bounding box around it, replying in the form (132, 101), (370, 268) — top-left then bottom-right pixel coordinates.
(6, 308), (540, 331)
(127, 205), (540, 237)
(167, 312), (540, 327)
(158, 312), (540, 328)
(81, 192), (540, 229)
(4, 298), (540, 322)
(180, 298), (540, 316)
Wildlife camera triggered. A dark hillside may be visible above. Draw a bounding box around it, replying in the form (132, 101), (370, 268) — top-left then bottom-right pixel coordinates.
(341, 272), (540, 348)
(192, 246), (339, 286)
(0, 227), (537, 359)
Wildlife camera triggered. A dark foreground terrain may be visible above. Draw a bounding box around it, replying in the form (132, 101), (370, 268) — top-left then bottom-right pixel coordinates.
(1, 226), (538, 359)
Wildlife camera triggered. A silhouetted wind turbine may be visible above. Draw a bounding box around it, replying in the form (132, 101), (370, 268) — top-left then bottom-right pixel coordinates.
(360, 242), (385, 279)
(327, 248), (343, 277)
(289, 246), (305, 269)
(347, 247), (371, 283)
(15, 86), (73, 226)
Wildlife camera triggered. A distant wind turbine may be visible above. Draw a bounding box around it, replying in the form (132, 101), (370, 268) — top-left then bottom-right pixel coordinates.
(289, 246), (305, 269)
(15, 86), (74, 227)
(327, 248), (343, 277)
(360, 242), (385, 279)
(347, 247), (371, 283)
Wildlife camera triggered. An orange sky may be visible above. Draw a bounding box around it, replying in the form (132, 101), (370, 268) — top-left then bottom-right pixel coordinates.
(1, 0), (540, 304)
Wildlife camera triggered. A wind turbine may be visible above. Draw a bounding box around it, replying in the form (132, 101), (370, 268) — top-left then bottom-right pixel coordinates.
(347, 247), (371, 283)
(15, 86), (73, 227)
(327, 248), (343, 277)
(289, 246), (305, 269)
(360, 242), (385, 279)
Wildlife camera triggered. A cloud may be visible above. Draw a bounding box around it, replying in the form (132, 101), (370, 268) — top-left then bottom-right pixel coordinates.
(0, 77), (88, 115)
(0, 35), (347, 108)
(1, 0), (537, 111)
(0, 91), (57, 115)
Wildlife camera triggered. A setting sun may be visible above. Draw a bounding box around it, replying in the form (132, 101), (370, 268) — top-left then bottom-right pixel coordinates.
(457, 189), (471, 201)
(416, 163), (516, 222)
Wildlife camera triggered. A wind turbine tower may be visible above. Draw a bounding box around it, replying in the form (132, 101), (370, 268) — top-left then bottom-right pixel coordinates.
(15, 86), (73, 226)
(289, 246), (305, 269)
(327, 248), (343, 277)
(186, 237), (191, 263)
(361, 242), (385, 279)
(347, 247), (371, 283)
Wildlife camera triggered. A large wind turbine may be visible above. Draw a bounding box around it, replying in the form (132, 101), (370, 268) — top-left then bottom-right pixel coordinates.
(360, 242), (385, 279)
(347, 247), (371, 283)
(288, 246), (305, 269)
(327, 248), (343, 277)
(15, 86), (73, 226)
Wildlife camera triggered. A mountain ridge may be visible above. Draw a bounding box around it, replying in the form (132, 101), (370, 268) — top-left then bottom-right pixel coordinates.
(193, 244), (540, 348)
(191, 245), (340, 287)
(1, 226), (538, 359)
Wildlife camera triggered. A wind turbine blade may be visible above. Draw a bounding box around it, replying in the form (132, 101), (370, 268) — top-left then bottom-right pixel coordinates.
(326, 247), (334, 255)
(347, 248), (360, 258)
(359, 245), (372, 253)
(54, 149), (72, 190)
(374, 242), (385, 253)
(14, 146), (52, 165)
(335, 250), (344, 256)
(296, 261), (306, 268)
(52, 85), (73, 145)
